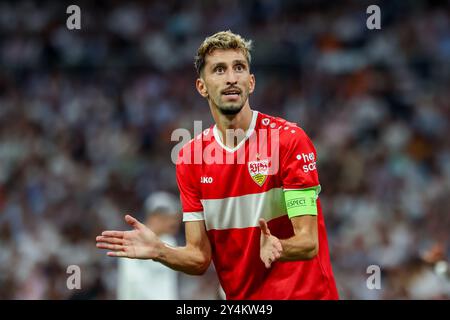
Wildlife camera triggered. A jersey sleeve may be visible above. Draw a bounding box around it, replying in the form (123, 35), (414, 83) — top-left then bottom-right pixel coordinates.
(280, 127), (320, 189)
(279, 128), (321, 217)
(176, 148), (204, 222)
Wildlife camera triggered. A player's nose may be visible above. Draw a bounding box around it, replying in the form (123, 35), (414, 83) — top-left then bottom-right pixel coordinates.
(225, 70), (238, 85)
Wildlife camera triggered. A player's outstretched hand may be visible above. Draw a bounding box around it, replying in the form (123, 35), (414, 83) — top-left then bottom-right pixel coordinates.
(96, 215), (161, 259)
(259, 218), (282, 268)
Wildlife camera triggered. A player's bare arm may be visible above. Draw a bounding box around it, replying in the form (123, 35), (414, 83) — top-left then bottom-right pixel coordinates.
(155, 220), (212, 275)
(259, 215), (318, 268)
(96, 215), (211, 275)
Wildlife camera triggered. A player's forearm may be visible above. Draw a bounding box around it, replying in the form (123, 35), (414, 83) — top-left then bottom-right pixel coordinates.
(279, 234), (318, 261)
(153, 242), (211, 276)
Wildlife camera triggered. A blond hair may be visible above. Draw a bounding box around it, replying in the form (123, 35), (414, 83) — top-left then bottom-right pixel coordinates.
(194, 30), (253, 75)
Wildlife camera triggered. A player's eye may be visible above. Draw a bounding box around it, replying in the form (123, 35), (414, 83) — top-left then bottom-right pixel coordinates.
(235, 64), (245, 72)
(215, 66), (225, 74)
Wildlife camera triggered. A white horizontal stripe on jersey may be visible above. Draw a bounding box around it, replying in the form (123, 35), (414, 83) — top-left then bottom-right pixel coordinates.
(200, 188), (287, 230)
(183, 211), (205, 222)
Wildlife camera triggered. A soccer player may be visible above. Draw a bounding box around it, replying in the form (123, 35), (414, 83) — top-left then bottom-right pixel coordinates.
(96, 31), (339, 299)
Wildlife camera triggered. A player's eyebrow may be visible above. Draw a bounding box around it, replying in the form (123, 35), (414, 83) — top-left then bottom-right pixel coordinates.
(211, 62), (227, 70)
(210, 60), (248, 70)
(232, 59), (247, 66)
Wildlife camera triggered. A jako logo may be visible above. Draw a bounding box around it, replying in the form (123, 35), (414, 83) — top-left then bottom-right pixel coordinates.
(200, 177), (213, 184)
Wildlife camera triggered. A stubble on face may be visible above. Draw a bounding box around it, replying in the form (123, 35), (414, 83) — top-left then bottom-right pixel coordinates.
(212, 85), (248, 115)
(202, 50), (252, 116)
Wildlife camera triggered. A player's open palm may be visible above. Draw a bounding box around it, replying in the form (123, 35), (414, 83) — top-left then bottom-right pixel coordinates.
(259, 218), (283, 268)
(96, 215), (161, 259)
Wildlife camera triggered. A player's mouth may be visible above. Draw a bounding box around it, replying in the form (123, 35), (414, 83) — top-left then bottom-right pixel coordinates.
(221, 88), (241, 100)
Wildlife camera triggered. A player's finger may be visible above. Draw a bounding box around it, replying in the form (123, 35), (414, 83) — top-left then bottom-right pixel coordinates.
(101, 230), (124, 238)
(125, 214), (144, 230)
(96, 243), (125, 251)
(274, 241), (282, 252)
(270, 253), (276, 262)
(96, 236), (124, 245)
(259, 218), (271, 236)
(273, 249), (281, 259)
(107, 251), (129, 258)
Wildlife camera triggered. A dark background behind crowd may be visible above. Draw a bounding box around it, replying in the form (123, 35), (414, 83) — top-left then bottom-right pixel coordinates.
(0, 0), (449, 299)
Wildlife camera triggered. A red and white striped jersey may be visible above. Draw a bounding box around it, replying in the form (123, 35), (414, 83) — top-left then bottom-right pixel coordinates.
(176, 110), (339, 300)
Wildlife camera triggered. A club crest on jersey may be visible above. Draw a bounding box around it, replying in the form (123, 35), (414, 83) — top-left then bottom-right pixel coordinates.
(248, 159), (269, 187)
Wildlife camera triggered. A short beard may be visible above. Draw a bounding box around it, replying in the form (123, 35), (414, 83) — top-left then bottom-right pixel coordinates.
(217, 104), (244, 115)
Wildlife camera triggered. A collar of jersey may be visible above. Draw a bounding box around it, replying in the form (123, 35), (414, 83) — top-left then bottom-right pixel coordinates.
(212, 110), (258, 153)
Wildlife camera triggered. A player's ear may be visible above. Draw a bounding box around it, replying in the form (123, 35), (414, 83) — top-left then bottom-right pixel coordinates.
(249, 74), (255, 94)
(196, 78), (208, 98)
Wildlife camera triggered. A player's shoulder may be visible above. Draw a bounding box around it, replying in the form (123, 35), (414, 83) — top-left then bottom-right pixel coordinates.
(177, 125), (214, 164)
(257, 111), (310, 144)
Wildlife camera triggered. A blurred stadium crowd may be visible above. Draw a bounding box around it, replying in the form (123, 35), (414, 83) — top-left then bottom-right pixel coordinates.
(0, 0), (449, 299)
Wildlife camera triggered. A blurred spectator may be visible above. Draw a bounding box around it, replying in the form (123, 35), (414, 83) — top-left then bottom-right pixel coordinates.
(117, 191), (181, 300)
(0, 0), (449, 299)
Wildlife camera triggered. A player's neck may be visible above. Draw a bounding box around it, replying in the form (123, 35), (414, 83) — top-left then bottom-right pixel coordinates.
(211, 103), (253, 149)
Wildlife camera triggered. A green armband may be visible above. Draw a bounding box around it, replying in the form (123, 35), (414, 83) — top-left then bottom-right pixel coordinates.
(284, 187), (320, 218)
